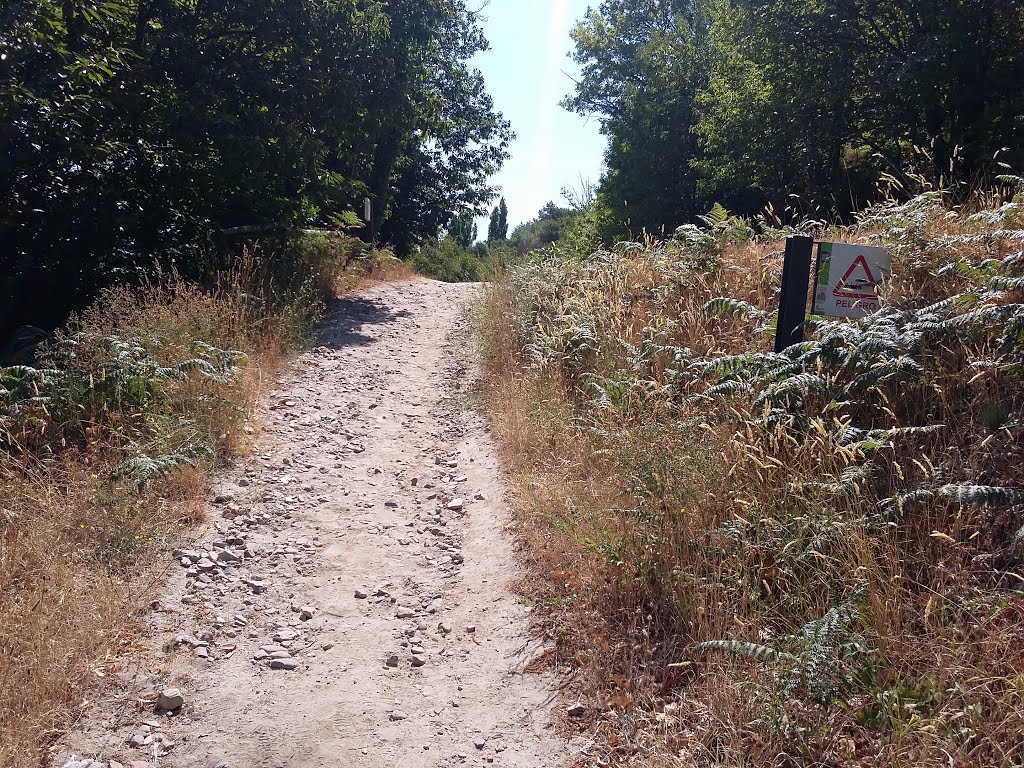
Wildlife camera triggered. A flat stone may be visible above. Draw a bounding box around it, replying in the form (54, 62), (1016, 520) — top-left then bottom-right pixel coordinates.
(385, 654), (400, 667)
(438, 622), (453, 635)
(474, 738), (487, 750)
(270, 657), (299, 670)
(354, 589), (369, 599)
(395, 607), (416, 619)
(299, 606), (315, 621)
(445, 498), (464, 511)
(389, 710), (408, 721)
(567, 703), (586, 717)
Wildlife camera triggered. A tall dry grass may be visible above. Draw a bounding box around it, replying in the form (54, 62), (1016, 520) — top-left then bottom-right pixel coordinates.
(478, 189), (1024, 767)
(0, 233), (402, 766)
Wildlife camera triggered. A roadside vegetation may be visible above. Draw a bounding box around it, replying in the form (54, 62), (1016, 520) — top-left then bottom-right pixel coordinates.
(2, 1), (510, 341)
(0, 235), (400, 766)
(479, 181), (1024, 766)
(563, 0), (1024, 243)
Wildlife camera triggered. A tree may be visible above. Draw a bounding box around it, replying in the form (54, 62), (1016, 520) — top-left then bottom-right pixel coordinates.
(0, 0), (511, 340)
(565, 0), (711, 236)
(510, 203), (576, 254)
(451, 210), (477, 248)
(566, 0), (1024, 230)
(487, 197), (509, 240)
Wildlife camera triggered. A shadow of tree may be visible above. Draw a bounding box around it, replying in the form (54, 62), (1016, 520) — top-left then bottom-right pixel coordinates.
(317, 296), (412, 348)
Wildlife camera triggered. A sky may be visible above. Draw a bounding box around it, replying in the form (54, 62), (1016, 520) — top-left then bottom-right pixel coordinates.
(471, 0), (607, 234)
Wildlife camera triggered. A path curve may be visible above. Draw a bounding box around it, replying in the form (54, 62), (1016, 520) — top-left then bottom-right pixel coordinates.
(59, 279), (567, 768)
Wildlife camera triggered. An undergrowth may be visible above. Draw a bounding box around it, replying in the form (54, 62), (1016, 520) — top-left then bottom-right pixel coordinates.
(479, 185), (1024, 766)
(0, 233), (399, 767)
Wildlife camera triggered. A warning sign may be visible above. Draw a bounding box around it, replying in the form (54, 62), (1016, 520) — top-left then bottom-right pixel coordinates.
(812, 242), (891, 318)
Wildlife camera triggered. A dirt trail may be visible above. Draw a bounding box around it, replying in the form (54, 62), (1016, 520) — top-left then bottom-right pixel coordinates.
(59, 279), (569, 768)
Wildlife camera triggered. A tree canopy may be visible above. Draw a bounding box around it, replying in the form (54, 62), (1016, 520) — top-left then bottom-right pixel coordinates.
(1, 0), (511, 338)
(566, 0), (1024, 238)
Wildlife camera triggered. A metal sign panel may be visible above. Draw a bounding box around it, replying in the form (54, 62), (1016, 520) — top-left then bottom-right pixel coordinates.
(812, 242), (891, 318)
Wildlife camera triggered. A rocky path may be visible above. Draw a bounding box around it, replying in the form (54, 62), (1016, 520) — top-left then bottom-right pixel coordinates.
(59, 279), (568, 768)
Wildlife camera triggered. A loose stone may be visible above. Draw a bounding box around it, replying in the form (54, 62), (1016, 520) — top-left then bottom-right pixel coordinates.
(156, 688), (185, 711)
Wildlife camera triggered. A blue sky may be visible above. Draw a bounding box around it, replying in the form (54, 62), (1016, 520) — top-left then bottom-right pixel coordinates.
(472, 0), (607, 233)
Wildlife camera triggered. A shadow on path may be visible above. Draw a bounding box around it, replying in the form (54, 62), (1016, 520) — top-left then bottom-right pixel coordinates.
(318, 295), (412, 348)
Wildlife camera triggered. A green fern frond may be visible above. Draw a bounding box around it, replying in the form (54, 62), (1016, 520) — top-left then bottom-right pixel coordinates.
(703, 297), (770, 322)
(694, 639), (797, 664)
(112, 442), (214, 490)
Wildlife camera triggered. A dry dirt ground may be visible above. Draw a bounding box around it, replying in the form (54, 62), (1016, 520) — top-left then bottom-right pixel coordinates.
(56, 279), (572, 768)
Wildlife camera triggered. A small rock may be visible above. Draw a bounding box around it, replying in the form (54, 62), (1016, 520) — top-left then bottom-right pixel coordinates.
(270, 657), (299, 670)
(385, 500), (399, 508)
(385, 654), (400, 667)
(567, 703), (586, 717)
(474, 738), (487, 750)
(465, 625), (476, 634)
(395, 607), (416, 619)
(389, 710), (408, 721)
(411, 655), (426, 667)
(156, 687), (185, 711)
(354, 589), (369, 599)
(446, 498), (464, 511)
(438, 622), (453, 635)
(299, 606), (315, 621)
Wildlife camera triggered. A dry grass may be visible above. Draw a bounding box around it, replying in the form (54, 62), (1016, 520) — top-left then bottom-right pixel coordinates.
(477, 191), (1024, 767)
(0, 233), (401, 767)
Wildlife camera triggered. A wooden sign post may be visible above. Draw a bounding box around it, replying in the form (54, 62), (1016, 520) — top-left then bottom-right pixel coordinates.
(774, 235), (814, 352)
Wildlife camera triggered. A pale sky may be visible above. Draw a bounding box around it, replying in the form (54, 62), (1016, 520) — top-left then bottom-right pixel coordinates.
(472, 0), (606, 234)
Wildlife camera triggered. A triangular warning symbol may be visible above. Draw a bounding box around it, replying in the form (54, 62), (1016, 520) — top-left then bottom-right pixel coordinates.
(833, 254), (879, 299)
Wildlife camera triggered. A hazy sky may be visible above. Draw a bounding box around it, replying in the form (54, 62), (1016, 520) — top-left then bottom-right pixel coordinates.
(472, 0), (606, 233)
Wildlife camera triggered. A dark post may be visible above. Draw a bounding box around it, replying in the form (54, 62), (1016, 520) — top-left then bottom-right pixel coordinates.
(774, 234), (814, 352)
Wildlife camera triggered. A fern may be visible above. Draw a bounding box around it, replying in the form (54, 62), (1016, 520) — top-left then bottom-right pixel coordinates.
(694, 639), (797, 664)
(704, 297), (770, 323)
(882, 483), (1024, 518)
(112, 442), (214, 490)
(695, 603), (866, 704)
